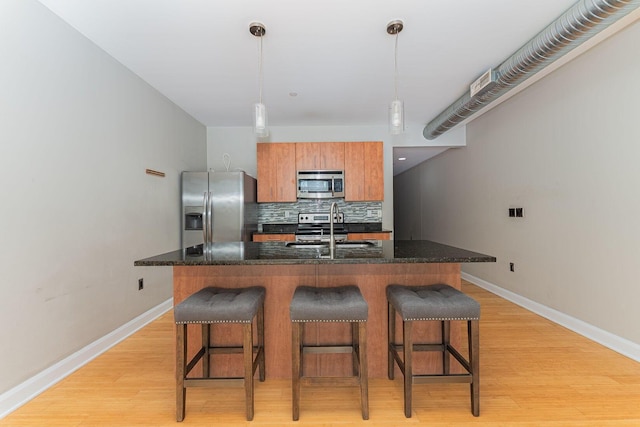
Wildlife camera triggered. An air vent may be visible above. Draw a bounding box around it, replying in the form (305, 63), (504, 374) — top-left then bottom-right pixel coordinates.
(470, 68), (496, 97)
(424, 0), (640, 140)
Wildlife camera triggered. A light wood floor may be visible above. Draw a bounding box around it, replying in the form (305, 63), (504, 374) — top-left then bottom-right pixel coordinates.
(2, 281), (639, 426)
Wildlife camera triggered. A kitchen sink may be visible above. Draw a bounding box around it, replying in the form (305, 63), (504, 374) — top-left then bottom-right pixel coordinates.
(335, 241), (376, 248)
(285, 242), (328, 249)
(284, 240), (376, 249)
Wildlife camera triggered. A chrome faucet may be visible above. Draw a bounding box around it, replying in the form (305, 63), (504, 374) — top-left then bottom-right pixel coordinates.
(329, 202), (340, 256)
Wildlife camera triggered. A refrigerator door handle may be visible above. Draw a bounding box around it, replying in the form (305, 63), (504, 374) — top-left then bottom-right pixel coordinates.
(208, 191), (214, 243)
(202, 191), (209, 245)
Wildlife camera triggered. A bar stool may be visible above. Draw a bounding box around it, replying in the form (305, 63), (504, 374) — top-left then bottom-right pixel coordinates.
(174, 286), (266, 421)
(289, 285), (369, 420)
(387, 284), (480, 418)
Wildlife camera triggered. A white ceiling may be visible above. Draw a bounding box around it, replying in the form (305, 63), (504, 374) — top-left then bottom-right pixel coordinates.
(37, 0), (579, 174)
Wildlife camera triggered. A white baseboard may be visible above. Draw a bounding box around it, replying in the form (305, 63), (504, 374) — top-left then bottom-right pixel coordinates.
(462, 272), (640, 363)
(0, 298), (173, 419)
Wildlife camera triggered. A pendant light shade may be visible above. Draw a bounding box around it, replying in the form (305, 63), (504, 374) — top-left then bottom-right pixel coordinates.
(389, 99), (404, 134)
(387, 20), (404, 134)
(250, 22), (268, 137)
(254, 102), (268, 137)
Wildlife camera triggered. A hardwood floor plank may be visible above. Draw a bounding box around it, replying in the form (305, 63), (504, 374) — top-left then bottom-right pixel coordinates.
(2, 281), (639, 426)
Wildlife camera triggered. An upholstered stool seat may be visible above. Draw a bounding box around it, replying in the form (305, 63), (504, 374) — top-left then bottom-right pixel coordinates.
(290, 285), (369, 420)
(175, 286), (266, 421)
(387, 284), (480, 418)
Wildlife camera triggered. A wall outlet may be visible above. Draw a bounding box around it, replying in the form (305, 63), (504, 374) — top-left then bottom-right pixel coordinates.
(377, 209), (382, 218)
(367, 209), (373, 217)
(509, 207), (524, 218)
(138, 278), (144, 290)
(284, 211), (290, 219)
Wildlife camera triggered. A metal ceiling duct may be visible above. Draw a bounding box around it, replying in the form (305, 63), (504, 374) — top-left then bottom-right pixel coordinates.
(423, 0), (640, 140)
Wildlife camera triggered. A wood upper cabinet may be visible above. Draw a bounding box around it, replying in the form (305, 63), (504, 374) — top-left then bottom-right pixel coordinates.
(257, 143), (297, 202)
(295, 142), (345, 171)
(345, 141), (384, 201)
(257, 141), (382, 202)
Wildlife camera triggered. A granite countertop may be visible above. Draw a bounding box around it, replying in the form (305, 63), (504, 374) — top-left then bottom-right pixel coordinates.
(134, 240), (496, 266)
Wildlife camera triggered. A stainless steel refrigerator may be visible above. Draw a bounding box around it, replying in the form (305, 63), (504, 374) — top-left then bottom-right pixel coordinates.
(181, 171), (257, 250)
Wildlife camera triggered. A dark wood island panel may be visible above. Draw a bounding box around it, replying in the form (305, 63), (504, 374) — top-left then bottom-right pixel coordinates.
(173, 262), (463, 379)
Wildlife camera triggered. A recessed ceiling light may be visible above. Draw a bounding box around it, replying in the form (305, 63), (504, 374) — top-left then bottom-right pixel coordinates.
(398, 157), (407, 161)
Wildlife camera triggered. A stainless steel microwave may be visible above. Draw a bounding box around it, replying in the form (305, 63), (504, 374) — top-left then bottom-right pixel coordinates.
(297, 170), (345, 199)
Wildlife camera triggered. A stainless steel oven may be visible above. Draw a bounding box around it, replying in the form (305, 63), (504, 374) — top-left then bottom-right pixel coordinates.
(295, 212), (347, 242)
(297, 170), (345, 199)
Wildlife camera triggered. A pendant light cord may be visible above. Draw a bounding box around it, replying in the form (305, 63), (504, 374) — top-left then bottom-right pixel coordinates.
(258, 33), (263, 104)
(394, 31), (399, 102)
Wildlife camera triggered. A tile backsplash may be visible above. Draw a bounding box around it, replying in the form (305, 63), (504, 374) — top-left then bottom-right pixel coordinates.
(258, 200), (382, 224)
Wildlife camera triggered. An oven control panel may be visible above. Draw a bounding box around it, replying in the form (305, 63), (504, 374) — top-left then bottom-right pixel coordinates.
(298, 212), (344, 224)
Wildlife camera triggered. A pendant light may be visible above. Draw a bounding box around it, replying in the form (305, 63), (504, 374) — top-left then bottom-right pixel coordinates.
(250, 22), (268, 137)
(387, 20), (404, 134)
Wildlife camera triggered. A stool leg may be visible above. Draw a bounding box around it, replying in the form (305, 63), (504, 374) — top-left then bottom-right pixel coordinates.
(442, 320), (450, 375)
(351, 322), (359, 376)
(176, 323), (187, 422)
(258, 303), (266, 382)
(358, 322), (369, 420)
(388, 302), (396, 380)
(469, 319), (480, 416)
(403, 320), (413, 418)
(202, 324), (210, 377)
(291, 322), (302, 421)
(243, 323), (254, 421)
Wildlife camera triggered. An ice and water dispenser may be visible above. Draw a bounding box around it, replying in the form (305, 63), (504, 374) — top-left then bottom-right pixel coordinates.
(184, 206), (203, 231)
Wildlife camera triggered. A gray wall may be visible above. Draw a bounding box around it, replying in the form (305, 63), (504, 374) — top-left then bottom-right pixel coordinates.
(0, 1), (206, 394)
(394, 20), (640, 345)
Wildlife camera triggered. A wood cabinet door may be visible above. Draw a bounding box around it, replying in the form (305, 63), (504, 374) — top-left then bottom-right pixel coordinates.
(257, 143), (276, 202)
(296, 142), (344, 170)
(344, 142), (365, 201)
(345, 141), (383, 201)
(257, 143), (296, 202)
(321, 142), (345, 170)
(295, 142), (321, 170)
(275, 143), (297, 201)
(253, 234), (296, 242)
(348, 232), (391, 241)
(363, 141), (384, 201)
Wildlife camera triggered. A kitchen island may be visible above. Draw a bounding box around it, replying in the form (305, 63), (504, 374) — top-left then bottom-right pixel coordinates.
(135, 240), (495, 379)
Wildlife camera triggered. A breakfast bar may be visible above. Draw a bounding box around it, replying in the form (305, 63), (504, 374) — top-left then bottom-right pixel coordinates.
(135, 240), (495, 379)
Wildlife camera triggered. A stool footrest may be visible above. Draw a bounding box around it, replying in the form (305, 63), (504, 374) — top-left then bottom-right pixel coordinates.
(303, 345), (354, 354)
(389, 343), (472, 373)
(413, 374), (472, 385)
(301, 376), (361, 387)
(391, 343), (444, 352)
(208, 346), (247, 355)
(185, 345), (263, 374)
(184, 378), (245, 387)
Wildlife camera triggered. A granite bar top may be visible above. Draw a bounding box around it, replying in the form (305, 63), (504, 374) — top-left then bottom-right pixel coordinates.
(134, 240), (496, 266)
